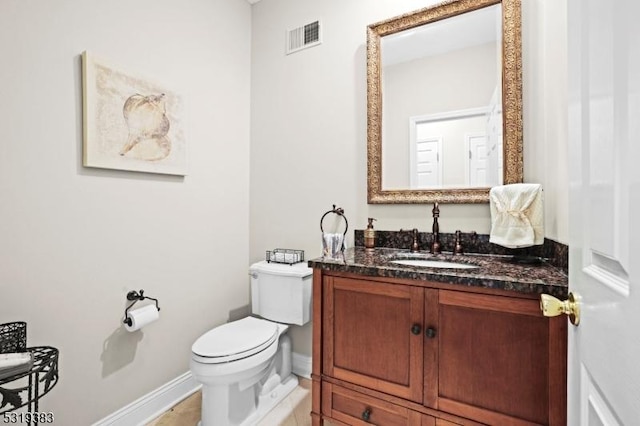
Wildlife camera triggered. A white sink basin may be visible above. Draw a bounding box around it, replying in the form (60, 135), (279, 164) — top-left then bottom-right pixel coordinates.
(391, 259), (478, 269)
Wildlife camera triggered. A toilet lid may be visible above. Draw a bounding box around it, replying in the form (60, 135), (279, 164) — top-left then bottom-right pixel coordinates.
(192, 317), (278, 363)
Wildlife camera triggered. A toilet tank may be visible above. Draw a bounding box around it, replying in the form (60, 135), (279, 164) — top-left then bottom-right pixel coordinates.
(249, 260), (312, 326)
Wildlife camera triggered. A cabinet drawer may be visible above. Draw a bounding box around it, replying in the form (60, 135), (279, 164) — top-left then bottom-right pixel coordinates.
(322, 382), (426, 425)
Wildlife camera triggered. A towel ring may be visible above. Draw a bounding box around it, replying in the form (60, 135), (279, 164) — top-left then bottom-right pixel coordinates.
(320, 204), (348, 239)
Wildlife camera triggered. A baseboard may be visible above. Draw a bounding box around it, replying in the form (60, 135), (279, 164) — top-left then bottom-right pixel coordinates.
(92, 371), (201, 426)
(292, 352), (312, 379)
(93, 354), (311, 425)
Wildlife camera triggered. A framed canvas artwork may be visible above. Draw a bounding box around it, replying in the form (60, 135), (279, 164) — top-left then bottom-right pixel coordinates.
(82, 51), (187, 175)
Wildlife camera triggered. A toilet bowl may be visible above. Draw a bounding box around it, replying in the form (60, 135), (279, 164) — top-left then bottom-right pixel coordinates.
(190, 261), (312, 426)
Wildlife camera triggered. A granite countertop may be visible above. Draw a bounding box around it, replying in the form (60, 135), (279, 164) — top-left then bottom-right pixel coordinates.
(308, 247), (568, 298)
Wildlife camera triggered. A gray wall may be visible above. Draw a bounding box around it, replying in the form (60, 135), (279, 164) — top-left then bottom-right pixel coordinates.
(0, 0), (251, 423)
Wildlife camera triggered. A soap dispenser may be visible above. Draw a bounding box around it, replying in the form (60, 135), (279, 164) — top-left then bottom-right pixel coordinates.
(364, 218), (377, 249)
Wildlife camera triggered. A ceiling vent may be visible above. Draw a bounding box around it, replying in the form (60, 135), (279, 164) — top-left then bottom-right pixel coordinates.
(286, 20), (322, 55)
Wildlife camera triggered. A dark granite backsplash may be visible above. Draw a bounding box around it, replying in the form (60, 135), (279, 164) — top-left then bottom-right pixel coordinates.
(354, 230), (568, 273)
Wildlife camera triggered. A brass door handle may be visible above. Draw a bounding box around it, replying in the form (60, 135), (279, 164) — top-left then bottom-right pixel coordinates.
(540, 292), (581, 326)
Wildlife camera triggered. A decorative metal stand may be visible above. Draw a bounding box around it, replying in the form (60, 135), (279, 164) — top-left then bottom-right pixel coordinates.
(0, 322), (59, 425)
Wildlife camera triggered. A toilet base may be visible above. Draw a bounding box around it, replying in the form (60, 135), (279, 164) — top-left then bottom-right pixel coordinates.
(197, 374), (299, 426)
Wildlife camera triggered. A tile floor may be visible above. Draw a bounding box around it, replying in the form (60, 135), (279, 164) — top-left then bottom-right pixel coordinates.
(146, 377), (312, 426)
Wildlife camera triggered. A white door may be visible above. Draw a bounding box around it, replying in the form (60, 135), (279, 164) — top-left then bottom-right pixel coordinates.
(410, 136), (441, 188)
(466, 133), (488, 187)
(567, 0), (640, 424)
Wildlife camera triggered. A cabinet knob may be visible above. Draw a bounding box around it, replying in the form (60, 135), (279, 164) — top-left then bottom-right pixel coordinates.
(411, 324), (422, 335)
(362, 408), (372, 422)
(425, 327), (437, 338)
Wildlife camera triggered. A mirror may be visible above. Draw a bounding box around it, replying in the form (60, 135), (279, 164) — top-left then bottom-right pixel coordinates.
(367, 0), (522, 204)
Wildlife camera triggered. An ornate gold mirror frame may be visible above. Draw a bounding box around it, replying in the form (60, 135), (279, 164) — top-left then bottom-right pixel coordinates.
(367, 0), (522, 204)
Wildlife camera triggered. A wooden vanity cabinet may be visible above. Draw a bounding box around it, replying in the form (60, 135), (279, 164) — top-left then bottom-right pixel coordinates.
(312, 270), (567, 426)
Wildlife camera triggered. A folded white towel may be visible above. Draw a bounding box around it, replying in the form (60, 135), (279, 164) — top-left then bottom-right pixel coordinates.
(0, 352), (32, 369)
(489, 183), (544, 248)
(322, 232), (346, 260)
(0, 352), (33, 379)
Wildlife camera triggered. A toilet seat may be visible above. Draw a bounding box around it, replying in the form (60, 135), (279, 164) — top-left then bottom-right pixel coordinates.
(192, 317), (278, 364)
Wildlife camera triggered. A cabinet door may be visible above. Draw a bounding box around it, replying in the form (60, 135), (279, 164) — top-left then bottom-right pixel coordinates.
(437, 290), (566, 426)
(323, 277), (425, 402)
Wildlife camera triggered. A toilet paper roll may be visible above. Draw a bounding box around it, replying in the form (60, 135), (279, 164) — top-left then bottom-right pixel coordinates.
(125, 304), (160, 332)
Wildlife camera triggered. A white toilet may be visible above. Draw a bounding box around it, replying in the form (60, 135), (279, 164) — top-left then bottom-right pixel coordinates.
(190, 260), (312, 426)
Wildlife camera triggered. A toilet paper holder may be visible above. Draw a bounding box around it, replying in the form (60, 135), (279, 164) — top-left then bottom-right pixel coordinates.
(123, 290), (161, 326)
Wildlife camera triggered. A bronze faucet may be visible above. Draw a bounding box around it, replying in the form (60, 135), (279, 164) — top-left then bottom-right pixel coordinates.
(453, 230), (463, 255)
(430, 203), (442, 254)
(400, 228), (420, 252)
